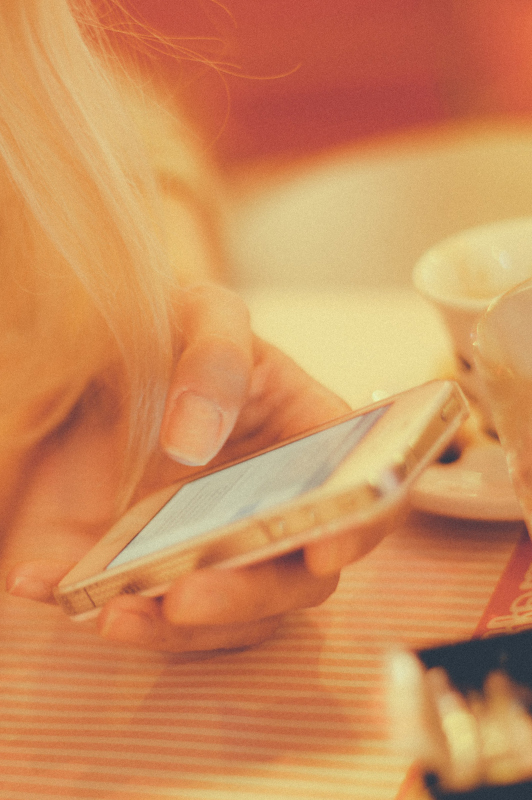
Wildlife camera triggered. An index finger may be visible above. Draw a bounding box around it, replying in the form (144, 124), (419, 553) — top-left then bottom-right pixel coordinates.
(161, 285), (254, 466)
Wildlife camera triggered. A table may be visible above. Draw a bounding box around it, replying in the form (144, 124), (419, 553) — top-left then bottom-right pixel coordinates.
(0, 290), (524, 800)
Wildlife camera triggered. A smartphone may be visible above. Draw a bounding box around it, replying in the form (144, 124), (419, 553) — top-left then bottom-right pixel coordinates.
(54, 380), (468, 619)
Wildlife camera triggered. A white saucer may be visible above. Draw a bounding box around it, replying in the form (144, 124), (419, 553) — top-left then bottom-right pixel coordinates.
(409, 440), (524, 521)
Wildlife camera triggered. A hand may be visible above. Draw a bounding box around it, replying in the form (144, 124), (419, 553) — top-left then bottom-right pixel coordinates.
(5, 285), (393, 652)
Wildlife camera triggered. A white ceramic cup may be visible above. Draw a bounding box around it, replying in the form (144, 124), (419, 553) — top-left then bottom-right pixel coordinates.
(413, 217), (532, 430)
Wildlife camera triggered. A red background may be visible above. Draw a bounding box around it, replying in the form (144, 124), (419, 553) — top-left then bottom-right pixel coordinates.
(103, 1), (532, 166)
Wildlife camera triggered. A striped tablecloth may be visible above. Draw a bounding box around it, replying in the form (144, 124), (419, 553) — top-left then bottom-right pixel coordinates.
(0, 514), (521, 800)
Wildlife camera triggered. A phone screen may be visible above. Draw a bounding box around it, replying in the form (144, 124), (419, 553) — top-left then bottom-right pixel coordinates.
(107, 405), (389, 570)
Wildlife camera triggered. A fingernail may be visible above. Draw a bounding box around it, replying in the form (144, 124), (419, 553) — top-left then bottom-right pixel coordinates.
(7, 575), (53, 602)
(99, 608), (156, 644)
(164, 391), (225, 466)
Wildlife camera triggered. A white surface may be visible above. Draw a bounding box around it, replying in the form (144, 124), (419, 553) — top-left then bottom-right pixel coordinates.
(231, 126), (532, 289)
(244, 287), (453, 409)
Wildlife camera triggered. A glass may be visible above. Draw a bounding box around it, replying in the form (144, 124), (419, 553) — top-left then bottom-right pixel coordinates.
(475, 279), (532, 532)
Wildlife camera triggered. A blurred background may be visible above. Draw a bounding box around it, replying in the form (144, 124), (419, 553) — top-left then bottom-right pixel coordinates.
(108, 0), (532, 169)
(98, 1), (532, 295)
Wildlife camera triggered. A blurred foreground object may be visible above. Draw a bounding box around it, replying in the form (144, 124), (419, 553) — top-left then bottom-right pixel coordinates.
(390, 632), (532, 798)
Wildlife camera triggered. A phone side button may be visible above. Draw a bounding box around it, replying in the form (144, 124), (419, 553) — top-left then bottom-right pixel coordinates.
(440, 390), (464, 422)
(264, 507), (318, 542)
(266, 516), (287, 541)
(262, 487), (379, 545)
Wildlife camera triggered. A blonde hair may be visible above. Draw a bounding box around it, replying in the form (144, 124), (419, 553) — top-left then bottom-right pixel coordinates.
(0, 0), (220, 510)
